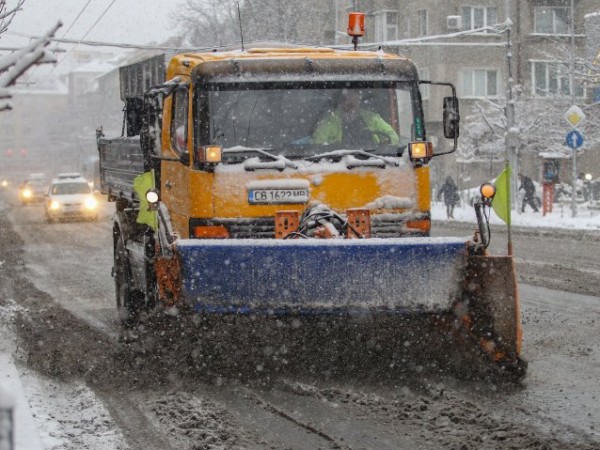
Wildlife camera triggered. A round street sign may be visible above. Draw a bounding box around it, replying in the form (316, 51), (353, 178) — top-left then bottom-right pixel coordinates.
(566, 129), (584, 149)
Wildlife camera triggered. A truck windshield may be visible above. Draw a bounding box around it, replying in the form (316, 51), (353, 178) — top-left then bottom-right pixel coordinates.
(201, 83), (418, 161)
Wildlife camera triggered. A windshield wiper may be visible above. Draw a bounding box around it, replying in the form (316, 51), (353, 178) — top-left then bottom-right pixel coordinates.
(222, 147), (298, 170)
(305, 150), (400, 167)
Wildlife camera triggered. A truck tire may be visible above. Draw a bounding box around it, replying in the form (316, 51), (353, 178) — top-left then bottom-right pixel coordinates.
(114, 237), (145, 327)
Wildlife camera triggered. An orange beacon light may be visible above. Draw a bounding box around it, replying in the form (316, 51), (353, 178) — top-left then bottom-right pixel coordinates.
(347, 12), (365, 50)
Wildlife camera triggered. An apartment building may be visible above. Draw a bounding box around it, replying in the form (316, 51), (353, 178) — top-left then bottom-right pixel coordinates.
(336, 1), (600, 188)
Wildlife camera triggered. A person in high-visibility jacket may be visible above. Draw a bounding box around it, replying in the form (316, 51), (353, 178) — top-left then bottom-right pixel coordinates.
(312, 90), (400, 146)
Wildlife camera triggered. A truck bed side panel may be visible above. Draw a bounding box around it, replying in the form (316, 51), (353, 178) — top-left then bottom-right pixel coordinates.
(98, 136), (145, 201)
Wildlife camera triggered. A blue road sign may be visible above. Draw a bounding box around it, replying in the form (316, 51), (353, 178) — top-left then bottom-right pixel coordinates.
(566, 129), (583, 149)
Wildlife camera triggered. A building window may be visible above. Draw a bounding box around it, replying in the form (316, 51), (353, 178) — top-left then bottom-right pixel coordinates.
(534, 7), (569, 34)
(461, 6), (497, 31)
(460, 69), (498, 98)
(531, 61), (585, 97)
(374, 10), (398, 42)
(416, 10), (428, 37)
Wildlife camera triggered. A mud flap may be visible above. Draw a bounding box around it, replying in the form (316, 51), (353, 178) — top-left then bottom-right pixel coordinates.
(155, 254), (182, 306)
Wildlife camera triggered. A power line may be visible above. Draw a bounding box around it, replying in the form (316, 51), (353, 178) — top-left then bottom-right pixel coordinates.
(5, 32), (291, 53)
(57, 0), (94, 43)
(20, 0), (118, 87)
(54, 0), (117, 70)
(79, 0), (117, 42)
(44, 36), (186, 51)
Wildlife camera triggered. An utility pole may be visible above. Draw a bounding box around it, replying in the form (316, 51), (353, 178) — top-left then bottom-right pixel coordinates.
(504, 0), (516, 255)
(569, 0), (578, 217)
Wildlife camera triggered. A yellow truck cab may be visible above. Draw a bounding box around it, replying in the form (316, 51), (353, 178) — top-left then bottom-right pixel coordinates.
(154, 47), (452, 239)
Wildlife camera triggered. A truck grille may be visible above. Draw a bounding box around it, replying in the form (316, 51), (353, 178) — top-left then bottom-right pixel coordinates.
(190, 218), (276, 239)
(371, 213), (429, 237)
(190, 212), (430, 239)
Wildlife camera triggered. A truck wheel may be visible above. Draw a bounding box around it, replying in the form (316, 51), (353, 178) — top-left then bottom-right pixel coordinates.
(114, 238), (144, 327)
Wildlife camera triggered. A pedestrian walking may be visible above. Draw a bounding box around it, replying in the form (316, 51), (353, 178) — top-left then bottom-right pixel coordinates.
(518, 173), (539, 212)
(438, 176), (459, 219)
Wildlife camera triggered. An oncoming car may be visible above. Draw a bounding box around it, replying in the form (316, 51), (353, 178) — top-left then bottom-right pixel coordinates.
(45, 174), (98, 223)
(19, 173), (47, 205)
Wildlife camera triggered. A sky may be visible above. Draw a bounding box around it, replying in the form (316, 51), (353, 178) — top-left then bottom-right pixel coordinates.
(3, 0), (184, 50)
(1, 0), (187, 81)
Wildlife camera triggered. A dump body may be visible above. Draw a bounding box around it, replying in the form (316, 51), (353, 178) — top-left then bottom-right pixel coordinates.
(97, 136), (143, 201)
(98, 45), (525, 377)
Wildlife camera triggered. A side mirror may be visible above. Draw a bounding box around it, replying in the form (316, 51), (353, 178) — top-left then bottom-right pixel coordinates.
(443, 96), (460, 139)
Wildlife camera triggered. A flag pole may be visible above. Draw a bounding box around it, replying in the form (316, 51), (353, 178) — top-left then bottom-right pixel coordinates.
(506, 161), (513, 256)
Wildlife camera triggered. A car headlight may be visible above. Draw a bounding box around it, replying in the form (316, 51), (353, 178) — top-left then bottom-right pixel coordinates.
(1, 180), (7, 187)
(50, 200), (60, 210)
(22, 189), (32, 198)
(84, 196), (98, 209)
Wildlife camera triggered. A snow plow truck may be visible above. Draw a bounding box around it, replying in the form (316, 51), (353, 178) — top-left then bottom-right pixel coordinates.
(97, 40), (525, 379)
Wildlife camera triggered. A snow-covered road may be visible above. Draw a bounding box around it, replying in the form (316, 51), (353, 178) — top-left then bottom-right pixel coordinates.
(2, 193), (600, 449)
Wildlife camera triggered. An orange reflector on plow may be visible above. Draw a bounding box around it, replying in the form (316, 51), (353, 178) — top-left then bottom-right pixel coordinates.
(346, 208), (370, 238)
(275, 211), (299, 239)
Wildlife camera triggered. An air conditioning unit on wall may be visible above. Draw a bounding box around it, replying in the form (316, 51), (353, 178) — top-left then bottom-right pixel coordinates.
(447, 15), (462, 31)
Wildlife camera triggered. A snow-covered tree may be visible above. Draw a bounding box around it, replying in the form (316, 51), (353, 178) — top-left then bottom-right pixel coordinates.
(173, 0), (240, 48)
(460, 91), (563, 162)
(173, 0), (335, 48)
(0, 0), (61, 111)
(459, 81), (600, 173)
(238, 0), (335, 45)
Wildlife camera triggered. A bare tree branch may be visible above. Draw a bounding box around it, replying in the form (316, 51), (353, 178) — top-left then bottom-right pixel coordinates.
(0, 0), (25, 36)
(0, 20), (62, 111)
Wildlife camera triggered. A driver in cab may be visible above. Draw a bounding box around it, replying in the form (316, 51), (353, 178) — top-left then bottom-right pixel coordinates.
(312, 89), (400, 146)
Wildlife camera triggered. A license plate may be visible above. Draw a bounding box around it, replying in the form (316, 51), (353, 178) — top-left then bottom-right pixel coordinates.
(248, 188), (309, 204)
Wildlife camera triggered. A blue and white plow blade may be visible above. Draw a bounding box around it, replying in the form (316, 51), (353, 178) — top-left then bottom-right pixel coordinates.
(175, 237), (470, 315)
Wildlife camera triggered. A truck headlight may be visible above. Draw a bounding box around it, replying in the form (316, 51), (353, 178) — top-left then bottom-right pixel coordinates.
(84, 197), (98, 209)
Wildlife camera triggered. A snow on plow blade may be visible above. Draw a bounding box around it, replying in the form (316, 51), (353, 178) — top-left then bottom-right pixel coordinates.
(175, 237), (469, 314)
